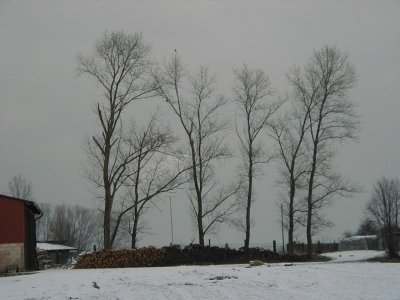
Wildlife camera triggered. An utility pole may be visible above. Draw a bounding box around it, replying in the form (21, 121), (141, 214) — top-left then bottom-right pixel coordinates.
(281, 204), (285, 253)
(170, 196), (174, 245)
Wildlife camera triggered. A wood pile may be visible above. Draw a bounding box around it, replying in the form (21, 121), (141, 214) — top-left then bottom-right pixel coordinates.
(74, 245), (306, 269)
(37, 250), (53, 270)
(74, 247), (164, 269)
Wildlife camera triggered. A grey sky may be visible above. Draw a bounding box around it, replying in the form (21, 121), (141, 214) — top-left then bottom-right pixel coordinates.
(0, 0), (399, 247)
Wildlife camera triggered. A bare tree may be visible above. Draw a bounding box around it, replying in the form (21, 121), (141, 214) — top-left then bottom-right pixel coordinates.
(120, 203), (150, 248)
(48, 204), (100, 252)
(288, 46), (359, 257)
(270, 111), (309, 255)
(8, 174), (33, 200)
(366, 177), (400, 258)
(357, 217), (379, 236)
(117, 113), (189, 248)
(233, 65), (280, 250)
(78, 31), (155, 249)
(36, 202), (52, 241)
(153, 54), (241, 246)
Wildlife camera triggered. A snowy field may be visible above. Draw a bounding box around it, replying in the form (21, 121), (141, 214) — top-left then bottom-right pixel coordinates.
(0, 251), (398, 300)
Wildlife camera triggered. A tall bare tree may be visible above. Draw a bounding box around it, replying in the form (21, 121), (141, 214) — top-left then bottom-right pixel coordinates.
(233, 65), (280, 250)
(153, 54), (240, 246)
(366, 177), (400, 258)
(289, 46), (359, 257)
(78, 31), (155, 249)
(8, 174), (33, 200)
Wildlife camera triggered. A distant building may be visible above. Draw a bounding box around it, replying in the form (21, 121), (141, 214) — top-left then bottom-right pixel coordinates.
(0, 194), (42, 273)
(37, 242), (78, 266)
(338, 235), (384, 251)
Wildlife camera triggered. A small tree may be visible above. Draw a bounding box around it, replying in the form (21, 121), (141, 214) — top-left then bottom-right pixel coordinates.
(36, 202), (52, 241)
(357, 218), (379, 236)
(8, 174), (33, 200)
(117, 113), (189, 248)
(233, 64), (280, 250)
(366, 177), (400, 258)
(270, 109), (310, 255)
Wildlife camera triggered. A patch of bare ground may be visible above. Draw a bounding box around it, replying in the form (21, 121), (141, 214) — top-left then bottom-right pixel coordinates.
(366, 256), (400, 263)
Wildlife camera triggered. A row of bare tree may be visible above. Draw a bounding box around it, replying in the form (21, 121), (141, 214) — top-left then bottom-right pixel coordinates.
(36, 203), (101, 251)
(77, 31), (361, 257)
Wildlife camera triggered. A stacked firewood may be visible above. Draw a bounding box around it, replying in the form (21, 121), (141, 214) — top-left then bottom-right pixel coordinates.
(74, 247), (164, 269)
(37, 250), (53, 269)
(74, 245), (307, 269)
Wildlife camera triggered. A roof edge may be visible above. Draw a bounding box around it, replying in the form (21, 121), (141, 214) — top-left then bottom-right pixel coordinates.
(0, 194), (42, 215)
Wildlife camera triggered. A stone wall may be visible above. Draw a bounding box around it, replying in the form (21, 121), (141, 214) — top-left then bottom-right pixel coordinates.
(0, 243), (24, 273)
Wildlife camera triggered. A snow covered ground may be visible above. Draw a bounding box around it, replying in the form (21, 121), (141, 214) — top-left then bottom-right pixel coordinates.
(0, 251), (398, 300)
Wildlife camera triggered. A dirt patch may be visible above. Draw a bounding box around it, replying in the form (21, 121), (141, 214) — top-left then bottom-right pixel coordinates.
(366, 256), (400, 263)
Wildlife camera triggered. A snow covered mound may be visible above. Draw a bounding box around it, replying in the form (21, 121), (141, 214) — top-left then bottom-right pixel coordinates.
(323, 250), (387, 262)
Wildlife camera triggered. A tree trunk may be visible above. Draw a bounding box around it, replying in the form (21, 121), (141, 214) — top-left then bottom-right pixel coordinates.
(386, 227), (399, 258)
(131, 158), (141, 249)
(306, 199), (313, 258)
(188, 136), (205, 246)
(131, 215), (138, 249)
(306, 144), (318, 258)
(306, 159), (317, 258)
(245, 160), (253, 250)
(103, 190), (112, 249)
(102, 112), (113, 250)
(306, 96), (325, 258)
(287, 174), (296, 255)
(198, 209), (204, 246)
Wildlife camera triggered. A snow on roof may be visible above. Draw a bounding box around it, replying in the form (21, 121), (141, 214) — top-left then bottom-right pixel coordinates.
(341, 235), (377, 242)
(37, 242), (78, 251)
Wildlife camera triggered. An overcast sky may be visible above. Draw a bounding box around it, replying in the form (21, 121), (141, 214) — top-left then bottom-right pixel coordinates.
(1, 0), (399, 247)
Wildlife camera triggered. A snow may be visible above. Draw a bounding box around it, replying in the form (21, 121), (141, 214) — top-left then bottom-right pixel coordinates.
(323, 250), (387, 262)
(0, 251), (398, 300)
(37, 243), (78, 251)
(340, 235), (377, 241)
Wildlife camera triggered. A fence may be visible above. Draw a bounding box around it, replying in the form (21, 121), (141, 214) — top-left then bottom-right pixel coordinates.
(168, 240), (337, 254)
(290, 241), (338, 254)
(210, 242), (284, 253)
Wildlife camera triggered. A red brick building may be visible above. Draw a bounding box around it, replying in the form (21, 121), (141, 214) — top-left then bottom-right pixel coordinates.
(0, 194), (42, 273)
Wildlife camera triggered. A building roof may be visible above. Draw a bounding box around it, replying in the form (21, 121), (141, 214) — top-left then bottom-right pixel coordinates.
(0, 194), (42, 215)
(341, 235), (378, 242)
(37, 242), (78, 251)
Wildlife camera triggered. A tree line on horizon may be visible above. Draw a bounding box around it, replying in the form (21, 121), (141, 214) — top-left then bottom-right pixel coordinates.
(7, 173), (399, 258)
